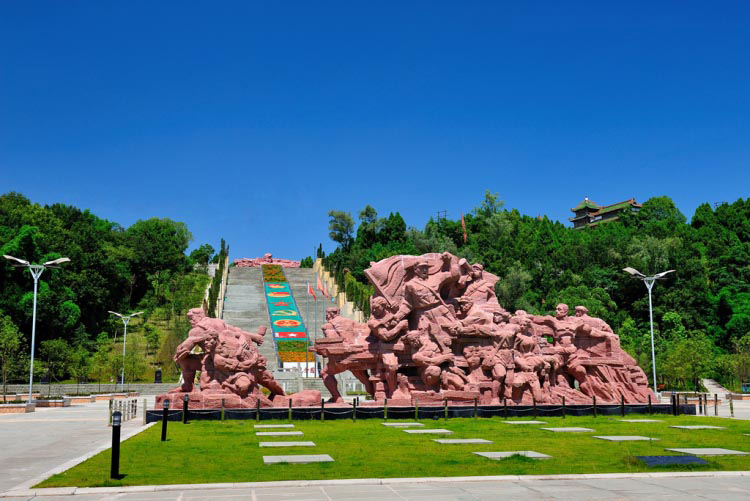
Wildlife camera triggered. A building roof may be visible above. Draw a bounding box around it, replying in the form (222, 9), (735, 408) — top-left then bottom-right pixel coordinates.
(594, 198), (642, 215)
(571, 197), (600, 212)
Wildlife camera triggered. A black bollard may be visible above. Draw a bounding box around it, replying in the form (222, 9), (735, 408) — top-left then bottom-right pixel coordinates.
(288, 398), (292, 421)
(415, 399), (419, 420)
(352, 398), (357, 422)
(532, 396), (537, 419)
(161, 400), (169, 442)
(111, 411), (122, 479)
(321, 398), (325, 421)
(473, 398), (478, 419)
(444, 398), (448, 420)
(503, 398), (508, 419)
(561, 396), (566, 419)
(384, 398), (388, 420)
(256, 398), (260, 422)
(648, 394), (652, 415)
(182, 394), (189, 424)
(621, 395), (625, 417)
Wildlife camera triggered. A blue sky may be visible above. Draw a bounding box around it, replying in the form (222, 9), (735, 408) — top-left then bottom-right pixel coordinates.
(2, 2), (748, 260)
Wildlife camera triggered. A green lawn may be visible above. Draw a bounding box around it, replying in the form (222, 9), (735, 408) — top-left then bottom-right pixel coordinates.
(38, 415), (750, 488)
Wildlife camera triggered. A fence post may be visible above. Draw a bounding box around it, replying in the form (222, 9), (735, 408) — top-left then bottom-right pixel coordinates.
(714, 394), (718, 416)
(503, 398), (508, 419)
(621, 395), (625, 417)
(288, 398), (292, 422)
(221, 398), (225, 421)
(384, 398), (388, 420)
(592, 396), (597, 418)
(532, 396), (537, 419)
(561, 396), (565, 419)
(729, 393), (734, 418)
(444, 398), (448, 420)
(474, 398), (478, 419)
(256, 399), (260, 422)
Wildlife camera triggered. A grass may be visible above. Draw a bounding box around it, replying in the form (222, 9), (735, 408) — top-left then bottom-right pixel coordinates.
(37, 414), (750, 488)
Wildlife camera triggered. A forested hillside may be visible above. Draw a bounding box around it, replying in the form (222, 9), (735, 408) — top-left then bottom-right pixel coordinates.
(321, 193), (750, 391)
(0, 192), (216, 390)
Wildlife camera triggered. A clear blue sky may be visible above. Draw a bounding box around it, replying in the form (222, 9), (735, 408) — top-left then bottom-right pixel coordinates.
(2, 2), (748, 260)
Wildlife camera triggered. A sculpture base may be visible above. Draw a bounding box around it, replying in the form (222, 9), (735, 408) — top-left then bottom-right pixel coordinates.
(156, 390), (323, 409)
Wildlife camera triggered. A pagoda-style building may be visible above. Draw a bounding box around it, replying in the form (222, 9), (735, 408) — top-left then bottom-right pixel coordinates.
(569, 197), (642, 229)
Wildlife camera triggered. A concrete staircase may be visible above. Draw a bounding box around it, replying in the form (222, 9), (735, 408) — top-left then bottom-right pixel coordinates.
(221, 267), (279, 371)
(220, 266), (364, 398)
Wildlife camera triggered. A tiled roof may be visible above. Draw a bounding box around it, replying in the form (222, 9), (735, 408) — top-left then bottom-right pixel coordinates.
(595, 198), (641, 215)
(571, 198), (600, 211)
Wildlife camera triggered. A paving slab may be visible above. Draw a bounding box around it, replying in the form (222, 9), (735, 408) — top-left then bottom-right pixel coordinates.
(381, 422), (424, 427)
(402, 428), (453, 434)
(433, 438), (493, 444)
(254, 424), (295, 429)
(474, 451), (552, 460)
(256, 431), (304, 436)
(669, 425), (725, 430)
(619, 419), (663, 423)
(263, 454), (334, 464)
(665, 448), (749, 456)
(541, 427), (594, 432)
(502, 420), (546, 425)
(259, 441), (316, 447)
(594, 435), (659, 441)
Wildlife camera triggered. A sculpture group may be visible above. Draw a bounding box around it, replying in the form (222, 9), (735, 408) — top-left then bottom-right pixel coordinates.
(234, 253), (300, 268)
(313, 253), (655, 405)
(156, 308), (319, 409)
(160, 252), (654, 408)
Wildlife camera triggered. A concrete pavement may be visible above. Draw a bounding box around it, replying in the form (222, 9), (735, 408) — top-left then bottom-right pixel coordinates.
(3, 396), (750, 500)
(3, 473), (750, 500)
(0, 400), (150, 493)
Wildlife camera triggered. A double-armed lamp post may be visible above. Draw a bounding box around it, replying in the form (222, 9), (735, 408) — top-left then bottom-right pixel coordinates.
(3, 254), (71, 401)
(623, 267), (675, 398)
(108, 310), (144, 392)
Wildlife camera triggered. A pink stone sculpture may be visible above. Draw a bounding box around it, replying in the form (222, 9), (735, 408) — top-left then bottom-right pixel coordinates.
(313, 253), (656, 406)
(156, 308), (315, 409)
(234, 253), (301, 268)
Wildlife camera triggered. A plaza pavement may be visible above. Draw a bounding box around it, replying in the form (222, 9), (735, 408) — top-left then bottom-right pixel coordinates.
(1, 396), (750, 500)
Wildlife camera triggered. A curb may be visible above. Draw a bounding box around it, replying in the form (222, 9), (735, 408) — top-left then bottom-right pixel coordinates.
(3, 471), (750, 497)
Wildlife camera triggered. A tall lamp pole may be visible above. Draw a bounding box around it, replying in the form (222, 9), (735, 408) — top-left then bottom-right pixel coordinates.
(3, 255), (71, 402)
(623, 267), (675, 398)
(108, 311), (144, 392)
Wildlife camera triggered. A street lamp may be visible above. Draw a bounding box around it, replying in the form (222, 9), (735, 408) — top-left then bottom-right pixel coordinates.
(108, 310), (144, 392)
(3, 255), (71, 402)
(623, 267), (675, 398)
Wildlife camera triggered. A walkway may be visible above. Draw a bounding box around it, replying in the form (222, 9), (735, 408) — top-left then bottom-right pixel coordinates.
(0, 400), (148, 493)
(4, 473), (750, 499)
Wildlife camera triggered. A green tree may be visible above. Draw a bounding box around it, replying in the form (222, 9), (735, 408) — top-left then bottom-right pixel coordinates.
(69, 346), (90, 395)
(0, 313), (22, 401)
(662, 333), (715, 390)
(39, 339), (73, 396)
(327, 210), (355, 250)
(189, 243), (215, 266)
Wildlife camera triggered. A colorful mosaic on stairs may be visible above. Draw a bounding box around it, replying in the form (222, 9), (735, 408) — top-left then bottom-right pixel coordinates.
(261, 264), (314, 368)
